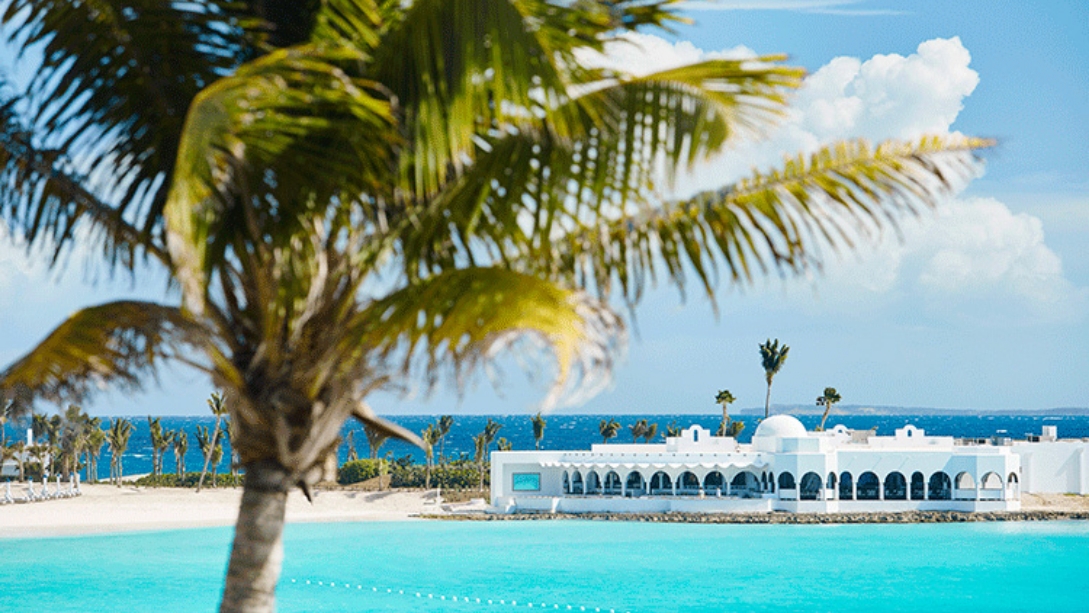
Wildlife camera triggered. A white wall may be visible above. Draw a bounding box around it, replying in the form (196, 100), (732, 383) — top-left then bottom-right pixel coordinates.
(1013, 441), (1089, 494)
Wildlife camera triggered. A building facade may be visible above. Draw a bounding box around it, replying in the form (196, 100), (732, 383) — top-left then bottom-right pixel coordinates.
(490, 415), (1052, 514)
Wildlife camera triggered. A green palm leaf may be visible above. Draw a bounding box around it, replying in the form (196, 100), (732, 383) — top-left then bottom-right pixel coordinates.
(352, 267), (623, 409)
(0, 300), (205, 406)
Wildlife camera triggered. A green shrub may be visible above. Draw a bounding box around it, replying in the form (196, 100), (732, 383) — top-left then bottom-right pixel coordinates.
(338, 459), (383, 485)
(132, 472), (241, 488)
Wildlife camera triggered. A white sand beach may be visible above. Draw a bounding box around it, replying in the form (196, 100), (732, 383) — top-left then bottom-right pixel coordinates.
(0, 484), (445, 538)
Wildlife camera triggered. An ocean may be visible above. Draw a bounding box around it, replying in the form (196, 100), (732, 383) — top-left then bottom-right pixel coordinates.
(5, 413), (1089, 481)
(3, 520), (1089, 612)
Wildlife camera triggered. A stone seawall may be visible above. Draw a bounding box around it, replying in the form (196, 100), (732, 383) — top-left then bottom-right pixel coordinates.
(423, 510), (1089, 524)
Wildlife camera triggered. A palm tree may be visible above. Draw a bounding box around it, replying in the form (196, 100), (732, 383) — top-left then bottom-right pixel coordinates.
(436, 415), (455, 489)
(86, 426), (106, 484)
(759, 339), (790, 418)
(715, 390), (737, 436)
(421, 425), (441, 489)
(530, 412), (546, 451)
(483, 418), (503, 453)
(363, 422), (390, 460)
(629, 419), (648, 443)
(174, 430), (189, 480)
(106, 418), (133, 486)
(665, 421), (682, 438)
(343, 430), (359, 463)
(816, 387), (843, 432)
(198, 392), (228, 492)
(195, 425), (214, 486)
(148, 417), (166, 478)
(496, 437), (513, 452)
(472, 433), (488, 493)
(599, 419), (621, 444)
(0, 2), (990, 609)
(8, 441), (26, 481)
(725, 421), (746, 438)
(642, 422), (659, 443)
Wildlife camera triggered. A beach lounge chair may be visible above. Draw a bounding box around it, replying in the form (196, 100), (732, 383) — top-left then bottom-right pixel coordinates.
(2, 482), (12, 504)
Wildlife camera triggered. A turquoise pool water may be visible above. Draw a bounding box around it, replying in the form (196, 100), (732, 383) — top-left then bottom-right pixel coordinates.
(2, 520), (1088, 612)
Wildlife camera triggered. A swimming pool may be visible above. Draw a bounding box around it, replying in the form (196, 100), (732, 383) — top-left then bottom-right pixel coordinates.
(3, 520), (1088, 612)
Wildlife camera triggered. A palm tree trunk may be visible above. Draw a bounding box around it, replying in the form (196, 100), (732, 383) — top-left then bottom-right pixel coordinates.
(220, 460), (289, 613)
(764, 383), (772, 419)
(198, 414), (223, 492)
(818, 406), (831, 432)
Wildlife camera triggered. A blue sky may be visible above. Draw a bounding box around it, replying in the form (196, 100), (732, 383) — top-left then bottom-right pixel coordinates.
(0, 0), (1086, 417)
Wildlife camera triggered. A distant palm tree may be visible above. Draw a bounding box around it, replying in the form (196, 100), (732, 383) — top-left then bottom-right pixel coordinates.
(148, 416), (166, 478)
(599, 419), (620, 444)
(666, 421), (682, 437)
(437, 415), (455, 463)
(473, 433), (488, 492)
(530, 412), (546, 450)
(106, 418), (133, 486)
(816, 387), (843, 432)
(629, 419), (648, 442)
(344, 430), (358, 463)
(759, 339), (790, 418)
(174, 431), (189, 479)
(197, 391), (227, 492)
(85, 426), (105, 483)
(715, 390), (737, 436)
(421, 425), (441, 489)
(642, 422), (659, 443)
(725, 421), (746, 438)
(363, 422), (390, 460)
(195, 425), (215, 487)
(496, 437), (512, 452)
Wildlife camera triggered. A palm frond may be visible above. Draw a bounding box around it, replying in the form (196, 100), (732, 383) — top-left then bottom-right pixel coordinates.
(2, 0), (259, 245)
(351, 267), (624, 410)
(551, 135), (992, 304)
(0, 300), (206, 406)
(164, 43), (397, 316)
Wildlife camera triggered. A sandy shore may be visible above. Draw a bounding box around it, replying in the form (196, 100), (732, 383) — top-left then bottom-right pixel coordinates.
(0, 483), (446, 538)
(2, 487), (1085, 538)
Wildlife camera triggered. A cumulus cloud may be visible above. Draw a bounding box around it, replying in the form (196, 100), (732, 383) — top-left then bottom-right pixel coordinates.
(591, 34), (1085, 322)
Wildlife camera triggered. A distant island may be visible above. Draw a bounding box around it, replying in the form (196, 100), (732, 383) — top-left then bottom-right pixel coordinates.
(732, 405), (1089, 417)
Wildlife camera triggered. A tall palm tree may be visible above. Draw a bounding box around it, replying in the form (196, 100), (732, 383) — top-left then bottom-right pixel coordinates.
(86, 426), (106, 484)
(344, 430), (358, 463)
(198, 392), (228, 492)
(195, 425), (216, 486)
(816, 387), (842, 432)
(0, 2), (990, 609)
(436, 415), (455, 464)
(599, 419), (621, 444)
(106, 418), (133, 486)
(642, 422), (659, 443)
(629, 419), (648, 443)
(148, 416), (166, 478)
(715, 390), (737, 436)
(530, 412), (546, 451)
(759, 339), (790, 418)
(174, 430), (189, 479)
(472, 433), (488, 493)
(421, 425), (441, 489)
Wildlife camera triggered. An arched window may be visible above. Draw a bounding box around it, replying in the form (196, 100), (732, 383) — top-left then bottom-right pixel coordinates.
(954, 472), (976, 499)
(649, 471), (672, 494)
(1007, 472), (1019, 484)
(704, 471), (725, 491)
(827, 472), (837, 490)
(928, 472), (951, 500)
(839, 472), (854, 500)
(856, 472), (880, 500)
(910, 472), (925, 500)
(731, 471), (759, 496)
(884, 472), (907, 500)
(604, 471), (622, 495)
(800, 472), (823, 500)
(778, 472), (796, 490)
(679, 471), (700, 493)
(562, 471), (570, 495)
(585, 471), (601, 494)
(571, 471), (584, 494)
(980, 472), (1003, 490)
(626, 471), (646, 497)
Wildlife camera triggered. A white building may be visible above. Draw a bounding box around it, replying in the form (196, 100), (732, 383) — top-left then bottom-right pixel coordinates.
(488, 415), (1081, 515)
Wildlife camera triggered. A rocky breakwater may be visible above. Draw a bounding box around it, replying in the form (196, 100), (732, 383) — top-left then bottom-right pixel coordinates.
(424, 510), (1089, 524)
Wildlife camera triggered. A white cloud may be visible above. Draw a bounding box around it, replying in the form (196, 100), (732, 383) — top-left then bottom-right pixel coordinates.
(575, 33), (755, 78)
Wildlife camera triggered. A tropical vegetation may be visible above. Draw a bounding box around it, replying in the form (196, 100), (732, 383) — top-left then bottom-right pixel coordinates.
(816, 387), (843, 432)
(0, 0), (989, 609)
(759, 339), (790, 418)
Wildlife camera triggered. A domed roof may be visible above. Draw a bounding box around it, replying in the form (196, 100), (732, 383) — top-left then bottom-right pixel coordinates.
(753, 414), (808, 439)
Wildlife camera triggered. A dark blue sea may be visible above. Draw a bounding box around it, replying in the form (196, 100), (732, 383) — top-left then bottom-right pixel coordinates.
(5, 413), (1088, 481)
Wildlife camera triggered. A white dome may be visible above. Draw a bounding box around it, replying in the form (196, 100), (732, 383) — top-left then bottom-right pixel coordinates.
(753, 414), (808, 439)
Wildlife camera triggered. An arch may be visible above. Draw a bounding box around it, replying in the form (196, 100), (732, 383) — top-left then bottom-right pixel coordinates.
(562, 471), (570, 495)
(839, 472), (854, 500)
(800, 472), (823, 501)
(730, 471), (760, 497)
(649, 471), (673, 495)
(928, 472), (951, 500)
(955, 471), (976, 490)
(980, 472), (1003, 490)
(1007, 472), (1020, 500)
(910, 471), (925, 500)
(585, 471), (601, 494)
(678, 471), (700, 494)
(571, 471), (584, 495)
(826, 472), (837, 490)
(768, 472), (775, 493)
(1007, 472), (1019, 484)
(625, 471), (646, 497)
(884, 471), (907, 500)
(777, 472), (796, 490)
(856, 472), (880, 500)
(703, 471), (725, 491)
(603, 471), (622, 495)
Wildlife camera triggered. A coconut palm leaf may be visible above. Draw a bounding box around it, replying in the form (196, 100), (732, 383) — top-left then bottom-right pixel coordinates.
(0, 300), (206, 406)
(352, 266), (622, 409)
